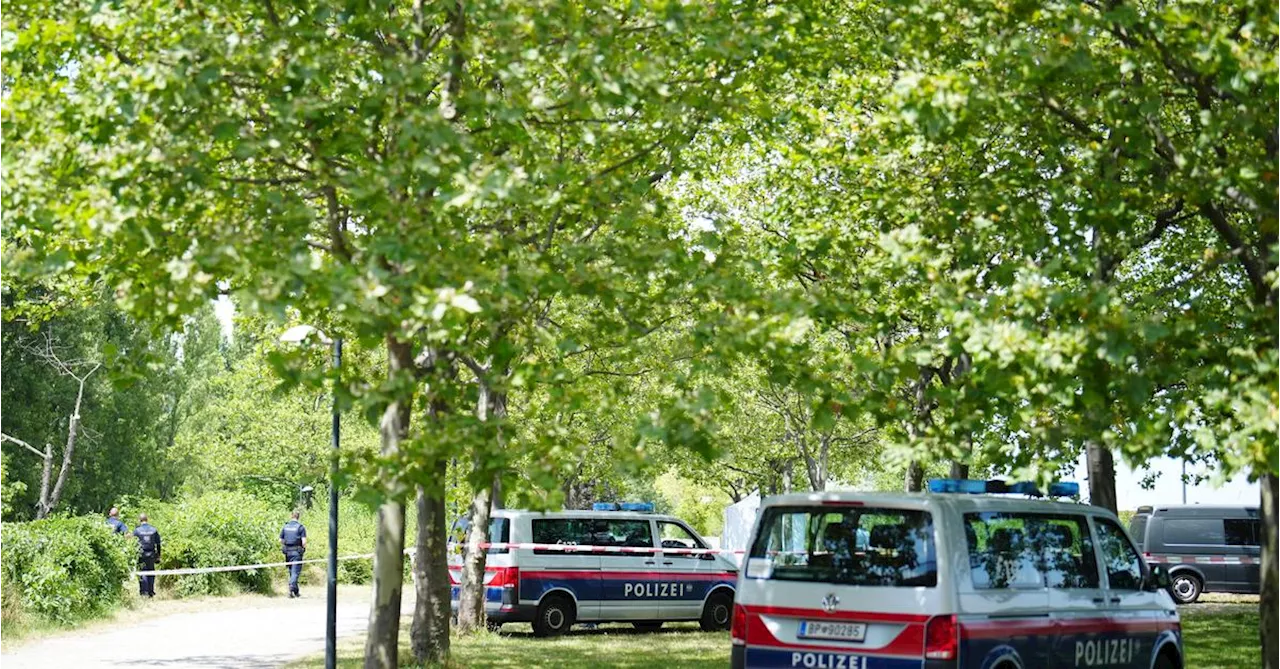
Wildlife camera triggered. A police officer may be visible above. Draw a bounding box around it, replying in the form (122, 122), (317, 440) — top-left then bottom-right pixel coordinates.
(105, 507), (128, 535)
(280, 511), (307, 598)
(133, 514), (161, 598)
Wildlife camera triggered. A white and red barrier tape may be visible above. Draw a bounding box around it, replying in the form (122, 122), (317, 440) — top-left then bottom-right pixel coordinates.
(470, 542), (746, 555)
(132, 543), (750, 577)
(1144, 554), (1257, 566)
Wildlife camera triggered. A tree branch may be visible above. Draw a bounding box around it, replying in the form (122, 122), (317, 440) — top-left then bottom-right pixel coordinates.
(0, 433), (50, 459)
(1198, 202), (1271, 305)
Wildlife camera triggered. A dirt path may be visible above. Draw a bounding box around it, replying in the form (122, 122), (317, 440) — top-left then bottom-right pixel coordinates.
(1, 588), (414, 669)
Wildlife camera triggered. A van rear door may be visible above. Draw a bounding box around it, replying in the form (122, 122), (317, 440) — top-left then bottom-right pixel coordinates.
(737, 502), (944, 668)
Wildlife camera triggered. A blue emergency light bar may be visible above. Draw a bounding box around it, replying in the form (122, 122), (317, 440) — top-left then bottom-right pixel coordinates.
(927, 478), (1080, 498)
(591, 502), (656, 512)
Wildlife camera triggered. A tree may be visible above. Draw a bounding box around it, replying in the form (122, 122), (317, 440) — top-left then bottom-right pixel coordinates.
(6, 0), (812, 664)
(710, 0), (1276, 654)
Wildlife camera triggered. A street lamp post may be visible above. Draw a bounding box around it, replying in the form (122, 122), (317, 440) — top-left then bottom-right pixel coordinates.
(281, 325), (340, 669)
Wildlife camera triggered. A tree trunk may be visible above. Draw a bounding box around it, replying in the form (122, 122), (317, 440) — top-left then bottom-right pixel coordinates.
(1086, 441), (1118, 513)
(458, 386), (504, 634)
(781, 460), (793, 494)
(410, 471), (450, 664)
(44, 412), (79, 517)
(905, 461), (925, 492)
(1260, 472), (1277, 669)
(949, 461), (969, 479)
(35, 443), (53, 519)
(364, 339), (415, 669)
(456, 479), (493, 633)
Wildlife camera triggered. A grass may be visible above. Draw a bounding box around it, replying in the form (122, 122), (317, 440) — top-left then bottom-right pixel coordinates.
(285, 622), (728, 668)
(288, 606), (1262, 669)
(1182, 606), (1260, 669)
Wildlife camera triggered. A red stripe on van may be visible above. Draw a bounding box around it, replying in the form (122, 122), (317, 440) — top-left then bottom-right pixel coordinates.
(742, 605), (930, 624)
(962, 617), (1166, 640)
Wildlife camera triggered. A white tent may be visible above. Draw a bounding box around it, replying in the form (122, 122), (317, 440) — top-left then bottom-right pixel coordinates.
(721, 492), (761, 564)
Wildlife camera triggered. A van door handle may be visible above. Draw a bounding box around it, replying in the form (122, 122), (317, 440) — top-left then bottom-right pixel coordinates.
(1109, 597), (1121, 604)
(644, 560), (657, 565)
(662, 561), (674, 566)
(1091, 597), (1106, 604)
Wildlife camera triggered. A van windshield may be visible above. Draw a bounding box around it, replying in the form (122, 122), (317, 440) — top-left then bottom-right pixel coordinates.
(747, 506), (937, 587)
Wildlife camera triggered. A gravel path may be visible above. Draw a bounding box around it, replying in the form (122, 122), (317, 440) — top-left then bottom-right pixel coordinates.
(1, 591), (414, 669)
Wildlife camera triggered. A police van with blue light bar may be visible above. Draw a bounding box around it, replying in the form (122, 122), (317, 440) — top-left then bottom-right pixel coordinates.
(448, 502), (738, 636)
(731, 479), (1183, 669)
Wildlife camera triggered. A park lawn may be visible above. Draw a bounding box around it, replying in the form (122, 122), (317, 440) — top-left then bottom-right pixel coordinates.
(1182, 606), (1260, 669)
(292, 607), (1260, 668)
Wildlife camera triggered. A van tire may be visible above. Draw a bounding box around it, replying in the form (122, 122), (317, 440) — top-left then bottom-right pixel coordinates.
(633, 622), (664, 631)
(533, 595), (575, 637)
(700, 591), (733, 631)
(1169, 572), (1202, 605)
(1153, 651), (1179, 669)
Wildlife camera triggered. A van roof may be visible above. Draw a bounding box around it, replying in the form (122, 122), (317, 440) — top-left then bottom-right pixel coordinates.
(759, 491), (1107, 516)
(1149, 504), (1259, 516)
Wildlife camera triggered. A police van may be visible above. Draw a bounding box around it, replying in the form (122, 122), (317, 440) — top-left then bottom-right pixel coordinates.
(1128, 504), (1261, 604)
(448, 503), (738, 636)
(731, 480), (1182, 669)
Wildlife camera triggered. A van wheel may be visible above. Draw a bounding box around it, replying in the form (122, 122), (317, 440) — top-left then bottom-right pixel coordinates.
(1153, 651), (1178, 669)
(1169, 572), (1202, 605)
(700, 591), (733, 632)
(633, 622), (663, 631)
(533, 595), (575, 637)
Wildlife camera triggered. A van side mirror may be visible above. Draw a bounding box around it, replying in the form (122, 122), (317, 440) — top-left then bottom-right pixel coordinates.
(1145, 564), (1172, 592)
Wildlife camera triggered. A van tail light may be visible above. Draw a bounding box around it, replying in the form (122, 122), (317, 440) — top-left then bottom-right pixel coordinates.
(488, 567), (519, 587)
(730, 604), (748, 645)
(924, 614), (958, 660)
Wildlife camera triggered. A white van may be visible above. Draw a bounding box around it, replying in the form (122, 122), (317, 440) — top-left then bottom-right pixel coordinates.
(731, 481), (1183, 669)
(448, 504), (738, 636)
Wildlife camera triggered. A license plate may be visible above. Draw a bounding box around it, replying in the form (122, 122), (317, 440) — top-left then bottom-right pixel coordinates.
(798, 620), (866, 642)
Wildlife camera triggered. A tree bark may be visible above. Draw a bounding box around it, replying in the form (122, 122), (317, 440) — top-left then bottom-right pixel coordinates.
(410, 469), (450, 664)
(949, 461), (970, 480)
(458, 386), (504, 634)
(905, 460), (925, 492)
(1260, 472), (1277, 669)
(1086, 441), (1118, 514)
(36, 443), (53, 518)
(456, 480), (493, 633)
(364, 338), (415, 669)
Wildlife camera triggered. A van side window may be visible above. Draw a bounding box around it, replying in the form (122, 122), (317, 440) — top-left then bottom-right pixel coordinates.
(1163, 518), (1225, 546)
(963, 513), (1098, 590)
(658, 521), (706, 559)
(532, 519), (593, 553)
(1224, 519), (1260, 547)
(596, 519), (654, 552)
(1094, 518), (1143, 591)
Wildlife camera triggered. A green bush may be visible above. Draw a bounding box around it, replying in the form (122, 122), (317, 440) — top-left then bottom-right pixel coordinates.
(120, 491), (282, 597)
(1, 516), (133, 625)
(300, 492), (382, 585)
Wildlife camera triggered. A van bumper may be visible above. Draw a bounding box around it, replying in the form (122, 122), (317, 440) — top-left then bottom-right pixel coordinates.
(449, 587), (534, 624)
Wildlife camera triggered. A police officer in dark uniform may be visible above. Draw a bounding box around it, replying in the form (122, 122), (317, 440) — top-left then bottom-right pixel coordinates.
(106, 507), (128, 535)
(133, 514), (161, 598)
(280, 511), (308, 598)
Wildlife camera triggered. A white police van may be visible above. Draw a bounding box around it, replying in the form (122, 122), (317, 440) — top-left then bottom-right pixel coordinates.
(448, 503), (738, 636)
(731, 480), (1183, 669)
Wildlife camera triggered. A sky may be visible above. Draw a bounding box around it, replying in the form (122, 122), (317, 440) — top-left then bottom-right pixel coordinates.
(1068, 453), (1260, 510)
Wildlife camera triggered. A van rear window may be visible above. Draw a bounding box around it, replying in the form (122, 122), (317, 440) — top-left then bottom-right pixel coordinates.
(747, 506), (937, 587)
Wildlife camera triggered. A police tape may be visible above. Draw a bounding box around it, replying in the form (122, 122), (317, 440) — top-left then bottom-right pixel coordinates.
(131, 551), (395, 578)
(472, 542), (746, 556)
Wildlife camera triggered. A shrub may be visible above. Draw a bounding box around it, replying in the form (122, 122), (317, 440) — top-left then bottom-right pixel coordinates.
(1, 516), (133, 625)
(300, 491), (381, 585)
(120, 491), (281, 597)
